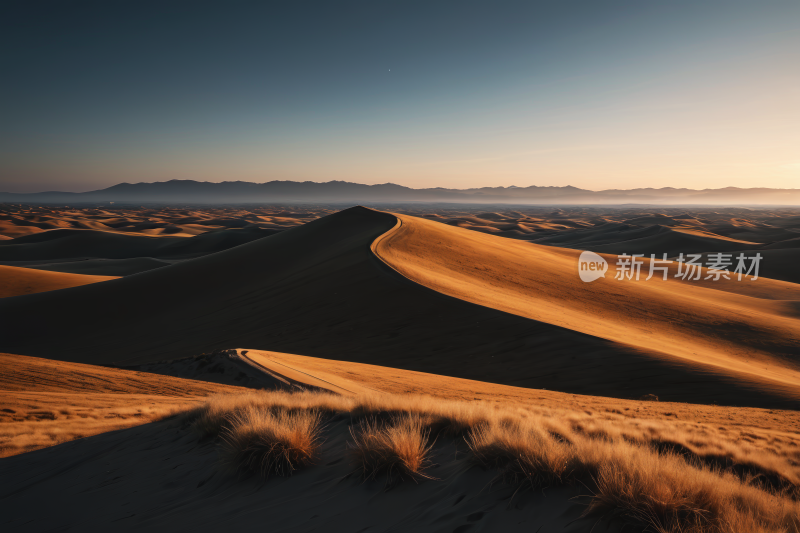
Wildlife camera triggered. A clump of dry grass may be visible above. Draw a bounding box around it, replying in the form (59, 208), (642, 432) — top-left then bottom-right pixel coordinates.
(185, 390), (352, 438)
(466, 417), (800, 533)
(349, 414), (434, 481)
(588, 442), (800, 533)
(467, 418), (584, 487)
(189, 390), (800, 533)
(220, 406), (323, 476)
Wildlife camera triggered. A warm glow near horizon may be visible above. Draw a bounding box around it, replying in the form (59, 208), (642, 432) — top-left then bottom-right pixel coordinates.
(1, 1), (798, 193)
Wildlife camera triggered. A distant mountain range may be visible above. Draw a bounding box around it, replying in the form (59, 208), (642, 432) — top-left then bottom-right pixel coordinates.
(2, 180), (800, 205)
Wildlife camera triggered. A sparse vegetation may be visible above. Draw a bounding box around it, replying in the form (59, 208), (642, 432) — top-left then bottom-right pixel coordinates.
(349, 415), (434, 481)
(190, 390), (800, 533)
(220, 406), (323, 476)
(0, 402), (191, 458)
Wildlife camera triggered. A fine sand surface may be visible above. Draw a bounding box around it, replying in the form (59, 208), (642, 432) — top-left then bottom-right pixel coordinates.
(0, 204), (329, 239)
(0, 413), (608, 533)
(374, 213), (800, 402)
(0, 264), (116, 298)
(1, 349), (798, 532)
(0, 204), (326, 275)
(18, 257), (173, 277)
(1, 207), (798, 408)
(0, 353), (246, 457)
(240, 349), (800, 438)
(0, 226), (279, 262)
(396, 206), (800, 283)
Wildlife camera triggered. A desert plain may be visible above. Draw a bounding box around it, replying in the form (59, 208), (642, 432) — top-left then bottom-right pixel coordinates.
(1, 203), (800, 532)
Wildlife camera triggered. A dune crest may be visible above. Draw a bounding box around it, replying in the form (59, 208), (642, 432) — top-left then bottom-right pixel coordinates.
(0, 265), (116, 298)
(1, 207), (798, 407)
(373, 213), (800, 394)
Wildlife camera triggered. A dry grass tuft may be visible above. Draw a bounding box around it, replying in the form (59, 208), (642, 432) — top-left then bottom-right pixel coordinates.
(185, 390), (350, 438)
(220, 406), (323, 476)
(190, 390), (800, 532)
(467, 418), (584, 487)
(588, 443), (800, 533)
(349, 414), (434, 481)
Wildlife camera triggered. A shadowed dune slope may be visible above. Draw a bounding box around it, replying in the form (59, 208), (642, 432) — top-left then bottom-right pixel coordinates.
(377, 214), (800, 398)
(0, 353), (242, 396)
(0, 265), (116, 298)
(20, 257), (172, 277)
(0, 207), (798, 408)
(0, 226), (278, 262)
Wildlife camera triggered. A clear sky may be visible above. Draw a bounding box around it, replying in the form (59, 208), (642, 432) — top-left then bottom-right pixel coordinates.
(1, 0), (798, 193)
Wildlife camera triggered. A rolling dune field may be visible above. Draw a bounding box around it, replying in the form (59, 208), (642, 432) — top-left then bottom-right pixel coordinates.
(1, 205), (799, 532)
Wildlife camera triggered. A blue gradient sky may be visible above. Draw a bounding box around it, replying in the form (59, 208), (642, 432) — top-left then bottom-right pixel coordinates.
(1, 0), (798, 192)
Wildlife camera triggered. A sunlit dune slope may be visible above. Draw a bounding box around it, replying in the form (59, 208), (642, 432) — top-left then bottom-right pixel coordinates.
(239, 348), (800, 436)
(0, 265), (116, 298)
(376, 214), (800, 397)
(0, 207), (798, 408)
(0, 353), (245, 457)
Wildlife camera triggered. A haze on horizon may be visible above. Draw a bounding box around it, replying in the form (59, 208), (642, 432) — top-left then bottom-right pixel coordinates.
(1, 0), (798, 194)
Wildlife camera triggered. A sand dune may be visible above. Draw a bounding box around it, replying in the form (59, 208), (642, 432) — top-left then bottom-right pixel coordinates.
(0, 204), (330, 239)
(0, 264), (116, 298)
(0, 410), (603, 532)
(375, 213), (800, 400)
(0, 226), (278, 262)
(19, 257), (173, 276)
(238, 349), (800, 436)
(1, 207), (798, 408)
(0, 353), (245, 457)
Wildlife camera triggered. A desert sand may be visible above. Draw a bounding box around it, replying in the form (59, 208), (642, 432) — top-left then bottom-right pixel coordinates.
(0, 264), (116, 298)
(1, 205), (799, 532)
(0, 401), (603, 532)
(0, 353), (246, 457)
(1, 347), (798, 531)
(0, 206), (797, 408)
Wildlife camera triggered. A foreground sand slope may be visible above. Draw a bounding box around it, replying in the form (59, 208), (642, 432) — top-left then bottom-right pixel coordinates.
(0, 207), (797, 407)
(0, 264), (117, 298)
(0, 353), (245, 457)
(2, 349), (797, 532)
(0, 414), (604, 533)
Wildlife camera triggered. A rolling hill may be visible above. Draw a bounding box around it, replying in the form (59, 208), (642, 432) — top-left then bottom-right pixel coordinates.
(0, 207), (798, 408)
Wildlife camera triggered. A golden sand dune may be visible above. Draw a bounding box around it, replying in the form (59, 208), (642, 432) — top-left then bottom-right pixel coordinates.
(0, 204), (331, 240)
(0, 207), (798, 408)
(0, 353), (245, 457)
(375, 214), (800, 397)
(0, 264), (116, 298)
(238, 348), (800, 436)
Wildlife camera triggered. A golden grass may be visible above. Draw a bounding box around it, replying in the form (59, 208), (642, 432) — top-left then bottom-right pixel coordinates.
(0, 400), (191, 458)
(349, 415), (434, 481)
(189, 390), (800, 533)
(220, 406), (323, 476)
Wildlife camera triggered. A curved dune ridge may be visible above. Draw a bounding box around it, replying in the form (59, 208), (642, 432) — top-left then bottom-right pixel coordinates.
(0, 265), (117, 298)
(0, 207), (798, 408)
(374, 213), (800, 395)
